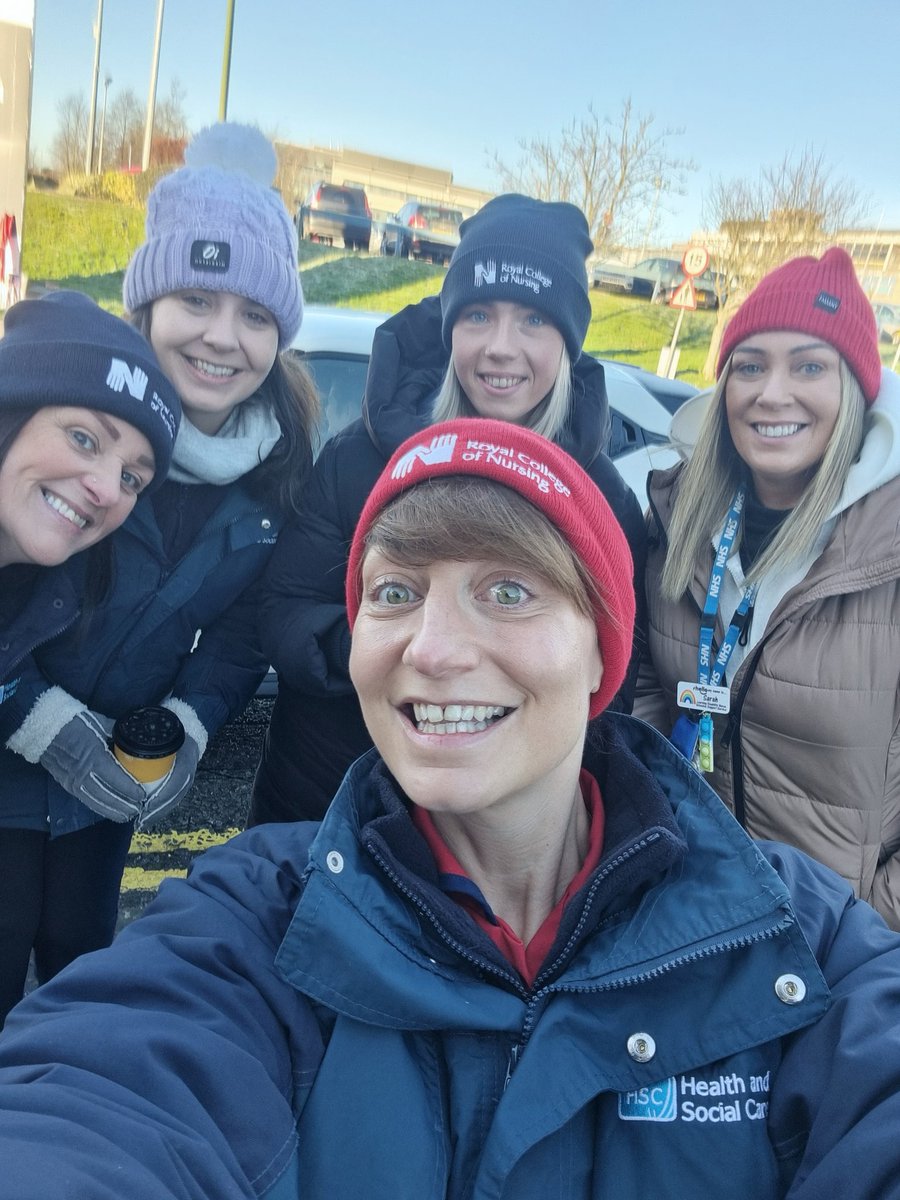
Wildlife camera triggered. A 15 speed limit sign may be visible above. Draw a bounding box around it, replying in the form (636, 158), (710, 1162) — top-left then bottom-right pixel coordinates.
(681, 245), (710, 277)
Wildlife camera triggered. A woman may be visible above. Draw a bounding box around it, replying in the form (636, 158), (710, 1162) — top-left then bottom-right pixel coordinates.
(252, 192), (647, 823)
(0, 288), (180, 679)
(0, 123), (318, 1023)
(0, 417), (898, 1199)
(636, 247), (900, 926)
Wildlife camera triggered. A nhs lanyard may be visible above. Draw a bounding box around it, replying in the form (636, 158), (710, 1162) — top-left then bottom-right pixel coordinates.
(698, 486), (757, 688)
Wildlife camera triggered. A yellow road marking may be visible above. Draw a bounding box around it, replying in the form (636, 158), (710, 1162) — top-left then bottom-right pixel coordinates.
(122, 828), (241, 892)
(128, 828), (241, 854)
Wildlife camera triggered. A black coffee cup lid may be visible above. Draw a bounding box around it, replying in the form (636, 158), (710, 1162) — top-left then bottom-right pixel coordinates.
(112, 706), (185, 758)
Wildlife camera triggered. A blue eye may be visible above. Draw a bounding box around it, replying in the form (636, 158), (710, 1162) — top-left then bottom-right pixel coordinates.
(377, 582), (414, 605)
(797, 361), (824, 376)
(525, 312), (545, 327)
(70, 428), (98, 452)
(733, 361), (762, 376)
(121, 468), (145, 494)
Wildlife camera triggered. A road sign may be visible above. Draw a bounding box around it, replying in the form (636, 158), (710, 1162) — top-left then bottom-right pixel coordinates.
(681, 245), (710, 277)
(669, 279), (697, 310)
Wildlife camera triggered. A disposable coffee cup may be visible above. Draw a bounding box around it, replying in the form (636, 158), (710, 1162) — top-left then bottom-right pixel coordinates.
(112, 706), (185, 785)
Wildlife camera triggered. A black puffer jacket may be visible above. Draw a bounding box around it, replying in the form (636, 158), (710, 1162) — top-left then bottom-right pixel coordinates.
(253, 295), (646, 821)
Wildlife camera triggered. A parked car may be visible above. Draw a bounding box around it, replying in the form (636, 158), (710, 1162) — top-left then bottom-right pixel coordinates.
(592, 255), (723, 309)
(289, 305), (691, 505)
(296, 182), (372, 251)
(873, 302), (900, 343)
(380, 202), (463, 264)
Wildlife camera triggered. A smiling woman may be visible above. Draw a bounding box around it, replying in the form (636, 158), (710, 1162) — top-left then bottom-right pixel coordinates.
(0, 291), (180, 571)
(0, 123), (319, 1029)
(637, 247), (900, 928)
(2, 418), (900, 1199)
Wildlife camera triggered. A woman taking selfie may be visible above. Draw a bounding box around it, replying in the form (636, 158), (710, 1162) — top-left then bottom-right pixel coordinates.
(0, 418), (898, 1199)
(253, 192), (646, 823)
(636, 248), (900, 926)
(0, 124), (317, 1022)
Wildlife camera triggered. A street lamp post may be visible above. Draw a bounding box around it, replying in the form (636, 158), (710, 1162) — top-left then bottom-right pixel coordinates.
(84, 0), (104, 174)
(97, 75), (112, 174)
(141, 0), (165, 172)
(219, 0), (235, 121)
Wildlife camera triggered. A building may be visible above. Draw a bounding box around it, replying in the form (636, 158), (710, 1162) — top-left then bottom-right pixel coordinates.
(274, 142), (493, 226)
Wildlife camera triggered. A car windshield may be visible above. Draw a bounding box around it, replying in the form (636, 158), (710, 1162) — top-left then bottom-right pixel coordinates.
(317, 186), (366, 213)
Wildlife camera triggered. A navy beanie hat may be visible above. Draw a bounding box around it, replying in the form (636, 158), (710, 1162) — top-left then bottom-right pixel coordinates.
(0, 291), (181, 490)
(440, 194), (593, 361)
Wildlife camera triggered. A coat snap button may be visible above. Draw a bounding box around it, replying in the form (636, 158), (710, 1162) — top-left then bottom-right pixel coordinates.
(52, 598), (64, 609)
(627, 1032), (656, 1063)
(325, 850), (344, 873)
(261, 518), (271, 531)
(774, 974), (806, 1004)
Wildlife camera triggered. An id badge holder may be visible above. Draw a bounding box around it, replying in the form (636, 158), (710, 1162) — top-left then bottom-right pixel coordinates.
(671, 713), (700, 763)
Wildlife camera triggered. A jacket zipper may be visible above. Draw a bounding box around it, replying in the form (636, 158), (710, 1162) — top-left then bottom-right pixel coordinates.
(720, 636), (771, 828)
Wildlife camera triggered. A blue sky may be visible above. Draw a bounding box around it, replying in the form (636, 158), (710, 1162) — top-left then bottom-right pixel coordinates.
(26, 0), (899, 242)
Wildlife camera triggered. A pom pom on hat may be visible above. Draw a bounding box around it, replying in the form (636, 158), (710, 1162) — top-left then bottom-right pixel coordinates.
(346, 418), (635, 718)
(123, 122), (302, 346)
(184, 123), (277, 184)
(718, 247), (881, 403)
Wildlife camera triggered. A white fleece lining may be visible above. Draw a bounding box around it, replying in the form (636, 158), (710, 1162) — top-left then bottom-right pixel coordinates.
(162, 698), (209, 758)
(5, 686), (87, 763)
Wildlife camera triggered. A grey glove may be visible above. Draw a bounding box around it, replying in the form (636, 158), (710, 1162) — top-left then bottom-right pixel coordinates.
(40, 709), (145, 823)
(137, 734), (201, 830)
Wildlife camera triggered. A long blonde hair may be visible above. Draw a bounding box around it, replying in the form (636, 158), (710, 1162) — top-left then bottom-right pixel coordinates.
(660, 358), (867, 601)
(431, 345), (574, 440)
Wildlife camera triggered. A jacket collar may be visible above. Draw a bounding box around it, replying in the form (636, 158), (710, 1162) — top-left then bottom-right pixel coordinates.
(276, 715), (825, 1032)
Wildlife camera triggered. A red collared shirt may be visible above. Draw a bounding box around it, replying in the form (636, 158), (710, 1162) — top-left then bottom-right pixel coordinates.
(412, 770), (605, 987)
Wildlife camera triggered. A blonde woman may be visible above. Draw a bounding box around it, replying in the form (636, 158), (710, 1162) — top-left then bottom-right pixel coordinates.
(637, 248), (900, 926)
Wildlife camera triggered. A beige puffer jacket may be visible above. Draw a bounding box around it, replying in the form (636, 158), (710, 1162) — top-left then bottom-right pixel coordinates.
(638, 383), (900, 929)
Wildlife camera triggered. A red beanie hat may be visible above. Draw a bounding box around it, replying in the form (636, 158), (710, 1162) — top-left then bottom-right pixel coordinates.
(346, 418), (635, 718)
(718, 247), (881, 404)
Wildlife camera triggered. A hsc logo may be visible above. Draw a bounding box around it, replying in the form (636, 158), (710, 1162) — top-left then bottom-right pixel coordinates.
(618, 1078), (677, 1122)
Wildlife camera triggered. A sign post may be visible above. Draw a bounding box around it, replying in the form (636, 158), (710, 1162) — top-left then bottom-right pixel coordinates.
(658, 244), (710, 380)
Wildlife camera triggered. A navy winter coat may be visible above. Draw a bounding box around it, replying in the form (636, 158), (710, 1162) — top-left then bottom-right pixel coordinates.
(0, 481), (280, 836)
(1, 716), (899, 1199)
(0, 566), (80, 710)
(254, 295), (647, 818)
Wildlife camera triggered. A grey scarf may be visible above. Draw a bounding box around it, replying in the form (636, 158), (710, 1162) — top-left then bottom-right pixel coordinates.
(167, 401), (282, 486)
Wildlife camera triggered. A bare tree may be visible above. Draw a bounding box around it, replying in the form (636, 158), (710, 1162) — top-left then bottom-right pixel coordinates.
(51, 93), (89, 176)
(489, 98), (695, 252)
(154, 78), (189, 145)
(105, 87), (144, 171)
(700, 148), (870, 377)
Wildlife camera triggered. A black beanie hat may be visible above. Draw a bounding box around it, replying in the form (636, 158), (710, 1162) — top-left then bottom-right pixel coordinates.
(0, 291), (181, 491)
(440, 194), (593, 361)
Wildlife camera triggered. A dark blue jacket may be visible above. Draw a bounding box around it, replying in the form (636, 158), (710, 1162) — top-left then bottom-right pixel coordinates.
(0, 566), (80, 710)
(0, 482), (279, 836)
(253, 295), (647, 818)
(1, 716), (899, 1198)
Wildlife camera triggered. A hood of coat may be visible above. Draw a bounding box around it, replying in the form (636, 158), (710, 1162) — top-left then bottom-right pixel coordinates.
(359, 294), (611, 467)
(275, 714), (826, 1043)
(667, 367), (900, 517)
